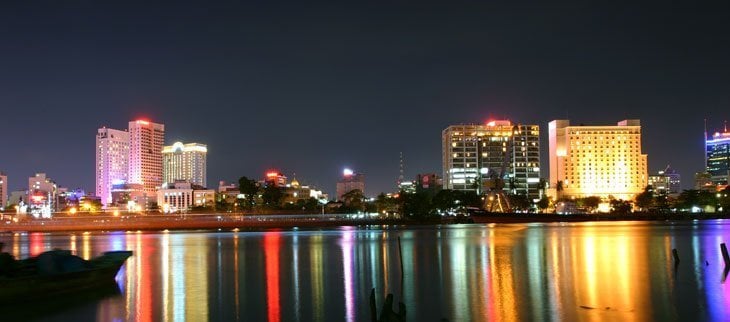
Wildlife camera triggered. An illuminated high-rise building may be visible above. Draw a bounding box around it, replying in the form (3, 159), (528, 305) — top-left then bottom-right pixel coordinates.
(548, 119), (648, 200)
(162, 142), (207, 188)
(441, 121), (541, 199)
(705, 128), (730, 186)
(95, 127), (129, 206)
(336, 169), (365, 200)
(0, 172), (6, 208)
(128, 120), (165, 193)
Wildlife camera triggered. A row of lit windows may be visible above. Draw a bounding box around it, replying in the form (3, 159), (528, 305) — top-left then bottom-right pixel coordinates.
(568, 130), (639, 135)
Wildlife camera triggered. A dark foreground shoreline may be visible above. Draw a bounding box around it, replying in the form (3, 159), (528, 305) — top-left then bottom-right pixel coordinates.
(1, 212), (729, 233)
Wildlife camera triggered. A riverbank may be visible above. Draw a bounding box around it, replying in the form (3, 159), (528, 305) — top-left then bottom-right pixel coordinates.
(1, 212), (730, 233)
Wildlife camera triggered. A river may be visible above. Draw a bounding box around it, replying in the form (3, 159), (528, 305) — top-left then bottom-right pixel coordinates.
(2, 220), (730, 321)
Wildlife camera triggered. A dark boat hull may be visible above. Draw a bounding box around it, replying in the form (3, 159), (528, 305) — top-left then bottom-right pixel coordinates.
(0, 251), (132, 302)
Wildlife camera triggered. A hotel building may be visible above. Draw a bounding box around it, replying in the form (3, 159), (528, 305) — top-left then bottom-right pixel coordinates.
(128, 120), (165, 194)
(441, 121), (541, 199)
(95, 127), (129, 206)
(706, 129), (730, 186)
(548, 119), (648, 200)
(163, 142), (208, 188)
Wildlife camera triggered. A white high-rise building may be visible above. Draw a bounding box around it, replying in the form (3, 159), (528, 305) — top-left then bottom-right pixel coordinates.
(128, 120), (165, 194)
(162, 142), (208, 187)
(96, 127), (129, 206)
(442, 121), (541, 199)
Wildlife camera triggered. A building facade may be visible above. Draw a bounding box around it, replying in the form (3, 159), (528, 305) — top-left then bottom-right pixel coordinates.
(706, 129), (730, 186)
(95, 127), (129, 206)
(264, 171), (287, 187)
(0, 172), (6, 208)
(128, 120), (165, 193)
(157, 181), (215, 213)
(548, 119), (648, 200)
(162, 142), (207, 188)
(442, 121), (541, 199)
(27, 173), (57, 217)
(336, 169), (365, 201)
(281, 177), (328, 205)
(648, 165), (681, 196)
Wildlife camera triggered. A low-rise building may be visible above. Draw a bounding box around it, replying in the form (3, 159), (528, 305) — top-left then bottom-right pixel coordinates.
(416, 173), (443, 195)
(157, 180), (215, 213)
(281, 177), (328, 206)
(648, 165), (681, 196)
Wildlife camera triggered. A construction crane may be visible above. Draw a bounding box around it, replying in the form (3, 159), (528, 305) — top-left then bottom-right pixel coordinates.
(483, 125), (517, 213)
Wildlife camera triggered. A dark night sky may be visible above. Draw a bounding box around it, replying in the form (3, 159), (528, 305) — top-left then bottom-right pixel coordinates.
(1, 2), (729, 196)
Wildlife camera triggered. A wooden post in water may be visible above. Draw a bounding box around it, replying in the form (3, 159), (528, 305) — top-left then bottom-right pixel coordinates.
(398, 236), (404, 279)
(721, 243), (730, 267)
(672, 248), (680, 265)
(369, 288), (377, 322)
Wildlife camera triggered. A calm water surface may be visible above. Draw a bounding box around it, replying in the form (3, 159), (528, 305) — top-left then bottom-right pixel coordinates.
(3, 221), (730, 321)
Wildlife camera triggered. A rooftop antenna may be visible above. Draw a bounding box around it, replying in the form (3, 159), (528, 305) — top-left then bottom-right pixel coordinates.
(398, 152), (404, 186)
(702, 119), (707, 171)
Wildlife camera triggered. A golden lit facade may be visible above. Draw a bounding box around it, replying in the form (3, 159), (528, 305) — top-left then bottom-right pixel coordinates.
(162, 142), (208, 188)
(548, 119), (647, 200)
(442, 121), (541, 199)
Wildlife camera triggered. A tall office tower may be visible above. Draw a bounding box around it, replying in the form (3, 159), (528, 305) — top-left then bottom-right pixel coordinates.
(162, 142), (208, 187)
(128, 120), (165, 193)
(548, 119), (648, 200)
(706, 128), (730, 186)
(442, 120), (541, 199)
(96, 127), (129, 206)
(336, 169), (365, 201)
(0, 172), (6, 208)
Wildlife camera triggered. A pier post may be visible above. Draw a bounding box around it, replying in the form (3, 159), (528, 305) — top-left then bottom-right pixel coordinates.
(369, 288), (377, 322)
(672, 248), (680, 265)
(722, 243), (730, 267)
(398, 236), (404, 279)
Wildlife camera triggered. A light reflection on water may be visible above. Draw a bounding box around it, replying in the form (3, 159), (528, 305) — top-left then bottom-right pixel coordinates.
(5, 221), (730, 321)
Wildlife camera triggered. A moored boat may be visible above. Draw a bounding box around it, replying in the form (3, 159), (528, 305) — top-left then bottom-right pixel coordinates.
(0, 247), (132, 302)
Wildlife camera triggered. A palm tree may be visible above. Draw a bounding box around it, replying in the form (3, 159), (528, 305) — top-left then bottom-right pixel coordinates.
(556, 180), (564, 200)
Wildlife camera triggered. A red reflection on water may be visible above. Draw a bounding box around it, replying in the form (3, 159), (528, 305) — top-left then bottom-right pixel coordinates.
(30, 233), (44, 256)
(134, 234), (154, 322)
(264, 232), (281, 322)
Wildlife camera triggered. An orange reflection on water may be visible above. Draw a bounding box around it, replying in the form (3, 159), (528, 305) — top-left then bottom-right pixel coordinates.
(264, 232), (281, 322)
(82, 232), (91, 260)
(486, 228), (518, 322)
(29, 232), (44, 256)
(558, 223), (652, 322)
(310, 234), (324, 321)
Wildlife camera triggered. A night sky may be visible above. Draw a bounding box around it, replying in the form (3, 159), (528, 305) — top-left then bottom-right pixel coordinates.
(1, 2), (729, 196)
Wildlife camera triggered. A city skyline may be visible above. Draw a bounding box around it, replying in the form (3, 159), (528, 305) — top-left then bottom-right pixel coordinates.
(0, 115), (728, 199)
(1, 3), (729, 195)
